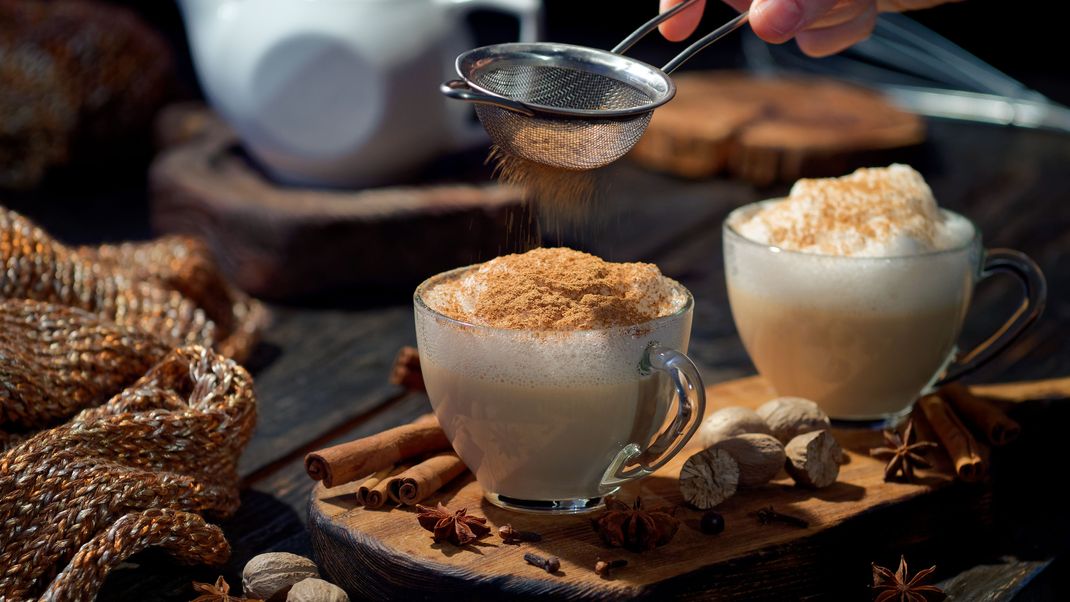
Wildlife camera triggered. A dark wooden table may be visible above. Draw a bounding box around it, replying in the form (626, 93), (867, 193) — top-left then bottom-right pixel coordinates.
(10, 119), (1069, 600)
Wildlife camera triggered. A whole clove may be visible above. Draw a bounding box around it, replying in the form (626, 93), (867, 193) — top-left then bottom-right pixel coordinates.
(524, 552), (561, 574)
(499, 524), (542, 544)
(594, 559), (628, 577)
(755, 506), (809, 528)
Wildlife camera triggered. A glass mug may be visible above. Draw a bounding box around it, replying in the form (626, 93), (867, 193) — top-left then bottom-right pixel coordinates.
(724, 201), (1046, 424)
(414, 267), (705, 514)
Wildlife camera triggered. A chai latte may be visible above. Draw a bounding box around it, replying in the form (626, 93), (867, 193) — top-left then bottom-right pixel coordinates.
(416, 248), (691, 503)
(725, 165), (978, 419)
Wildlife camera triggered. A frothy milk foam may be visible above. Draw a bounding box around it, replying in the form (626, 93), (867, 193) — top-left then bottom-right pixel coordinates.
(416, 249), (691, 502)
(732, 164), (973, 257)
(726, 165), (979, 418)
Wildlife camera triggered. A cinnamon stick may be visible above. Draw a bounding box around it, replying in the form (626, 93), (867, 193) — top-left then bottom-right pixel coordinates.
(387, 451), (469, 506)
(364, 464), (411, 509)
(917, 394), (987, 482)
(941, 383), (1021, 446)
(390, 346), (425, 393)
(305, 420), (449, 488)
(355, 466), (394, 505)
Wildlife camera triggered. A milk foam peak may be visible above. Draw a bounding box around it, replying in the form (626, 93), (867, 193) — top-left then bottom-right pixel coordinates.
(731, 165), (974, 257)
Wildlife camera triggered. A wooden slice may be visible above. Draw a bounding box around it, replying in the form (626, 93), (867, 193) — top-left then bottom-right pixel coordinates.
(149, 103), (533, 300)
(308, 376), (1066, 599)
(629, 72), (926, 185)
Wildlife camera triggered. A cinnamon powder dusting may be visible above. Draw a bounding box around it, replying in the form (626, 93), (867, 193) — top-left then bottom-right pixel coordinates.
(731, 164), (964, 257)
(425, 248), (683, 331)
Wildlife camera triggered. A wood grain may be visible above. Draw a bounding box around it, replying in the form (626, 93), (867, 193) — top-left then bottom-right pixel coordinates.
(237, 306), (416, 476)
(628, 72), (925, 185)
(309, 376), (1068, 599)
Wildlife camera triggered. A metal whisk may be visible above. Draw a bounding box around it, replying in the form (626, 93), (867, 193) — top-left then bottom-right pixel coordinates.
(441, 0), (749, 170)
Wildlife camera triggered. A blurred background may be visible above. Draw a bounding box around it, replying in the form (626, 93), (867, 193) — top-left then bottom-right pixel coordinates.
(87, 1), (1070, 105)
(3, 0), (1065, 199)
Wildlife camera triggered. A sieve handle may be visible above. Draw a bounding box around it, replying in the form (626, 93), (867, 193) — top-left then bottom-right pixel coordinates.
(440, 80), (536, 116)
(613, 0), (748, 73)
(612, 0), (702, 55)
(662, 11), (750, 74)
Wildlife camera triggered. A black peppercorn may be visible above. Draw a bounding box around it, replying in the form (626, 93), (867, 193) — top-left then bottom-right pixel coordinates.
(700, 510), (725, 534)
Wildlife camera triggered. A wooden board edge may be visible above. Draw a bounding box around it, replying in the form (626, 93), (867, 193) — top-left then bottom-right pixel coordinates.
(309, 477), (992, 600)
(308, 484), (642, 601)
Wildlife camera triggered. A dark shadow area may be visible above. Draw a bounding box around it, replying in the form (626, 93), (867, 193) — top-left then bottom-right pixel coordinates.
(809, 481), (866, 503)
(241, 340), (283, 375)
(96, 491), (308, 601)
(991, 400), (1070, 565)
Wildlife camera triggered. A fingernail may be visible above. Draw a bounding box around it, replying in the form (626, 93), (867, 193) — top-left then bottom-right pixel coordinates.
(757, 0), (805, 39)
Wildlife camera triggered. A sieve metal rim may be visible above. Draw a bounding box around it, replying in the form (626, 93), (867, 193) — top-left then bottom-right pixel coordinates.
(454, 42), (676, 119)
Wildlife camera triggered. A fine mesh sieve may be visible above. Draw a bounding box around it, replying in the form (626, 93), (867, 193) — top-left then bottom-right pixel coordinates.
(441, 0), (749, 170)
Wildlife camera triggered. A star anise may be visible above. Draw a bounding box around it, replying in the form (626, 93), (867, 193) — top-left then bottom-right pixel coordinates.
(872, 555), (947, 601)
(591, 496), (679, 552)
(870, 420), (938, 482)
(191, 576), (255, 602)
(415, 502), (491, 546)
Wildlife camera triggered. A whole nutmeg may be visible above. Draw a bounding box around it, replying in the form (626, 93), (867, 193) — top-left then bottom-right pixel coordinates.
(785, 430), (842, 489)
(679, 447), (740, 509)
(756, 397), (831, 444)
(697, 407), (772, 447)
(711, 433), (786, 487)
(243, 552), (319, 602)
(287, 578), (349, 602)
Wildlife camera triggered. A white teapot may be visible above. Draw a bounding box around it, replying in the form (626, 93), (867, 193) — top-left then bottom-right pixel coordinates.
(178, 0), (541, 187)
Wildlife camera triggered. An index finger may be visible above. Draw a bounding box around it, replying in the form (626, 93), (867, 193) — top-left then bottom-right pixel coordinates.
(659, 0), (708, 41)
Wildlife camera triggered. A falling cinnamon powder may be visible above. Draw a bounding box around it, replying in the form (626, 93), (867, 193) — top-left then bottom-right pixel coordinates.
(423, 247), (685, 331)
(488, 147), (601, 231)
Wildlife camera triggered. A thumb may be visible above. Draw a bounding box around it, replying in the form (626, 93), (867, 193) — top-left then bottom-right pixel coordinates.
(750, 0), (842, 43)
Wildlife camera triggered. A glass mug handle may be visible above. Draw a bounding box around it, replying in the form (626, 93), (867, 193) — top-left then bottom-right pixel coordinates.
(600, 343), (706, 491)
(936, 248), (1047, 386)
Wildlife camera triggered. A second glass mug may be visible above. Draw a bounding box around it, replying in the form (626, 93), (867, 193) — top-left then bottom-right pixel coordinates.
(414, 267), (706, 514)
(724, 201), (1047, 424)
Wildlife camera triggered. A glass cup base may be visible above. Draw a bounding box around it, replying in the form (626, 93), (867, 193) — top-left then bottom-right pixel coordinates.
(829, 404), (914, 430)
(483, 489), (618, 515)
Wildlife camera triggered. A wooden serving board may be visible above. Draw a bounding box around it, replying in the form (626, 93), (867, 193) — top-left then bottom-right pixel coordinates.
(309, 376), (1068, 599)
(627, 72), (926, 186)
(149, 103), (534, 300)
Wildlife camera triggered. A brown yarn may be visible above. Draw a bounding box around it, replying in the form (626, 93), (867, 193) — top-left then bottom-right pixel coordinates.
(0, 346), (256, 600)
(0, 206), (263, 600)
(0, 300), (171, 429)
(40, 508), (231, 602)
(1, 207), (266, 362)
(77, 235), (264, 360)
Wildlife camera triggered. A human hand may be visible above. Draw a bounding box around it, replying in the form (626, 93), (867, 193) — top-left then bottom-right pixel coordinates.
(659, 0), (962, 57)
